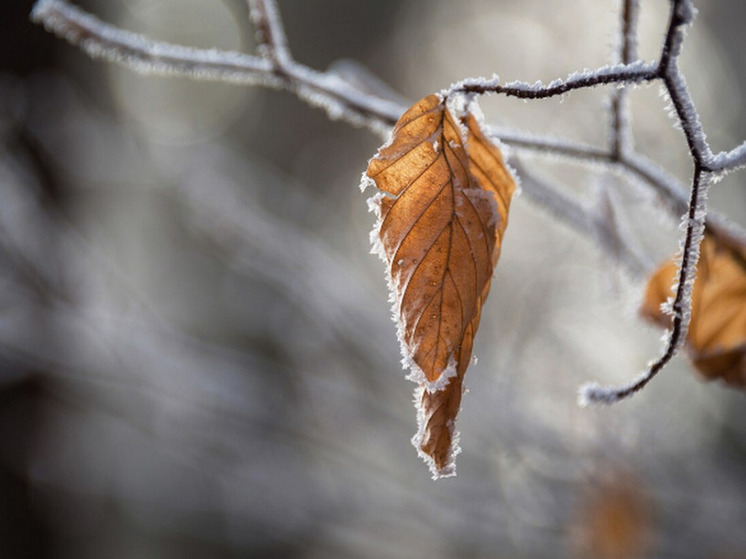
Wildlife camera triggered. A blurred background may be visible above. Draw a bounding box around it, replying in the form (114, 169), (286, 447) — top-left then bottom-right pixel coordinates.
(2, 0), (746, 557)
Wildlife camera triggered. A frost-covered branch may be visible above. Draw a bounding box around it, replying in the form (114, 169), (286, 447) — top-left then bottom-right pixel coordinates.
(29, 0), (746, 228)
(30, 0), (404, 136)
(581, 167), (712, 404)
(247, 0), (291, 68)
(493, 128), (746, 252)
(711, 142), (746, 173)
(31, 0), (746, 176)
(450, 62), (658, 99)
(30, 0), (746, 404)
(658, 0), (713, 167)
(511, 160), (648, 276)
(609, 0), (638, 159)
(31, 1), (274, 82)
(581, 0), (716, 403)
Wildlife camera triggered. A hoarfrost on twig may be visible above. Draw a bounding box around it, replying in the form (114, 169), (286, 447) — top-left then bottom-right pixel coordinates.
(29, 0), (746, 405)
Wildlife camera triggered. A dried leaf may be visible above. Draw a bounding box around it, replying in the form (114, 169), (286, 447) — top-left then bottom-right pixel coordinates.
(572, 473), (652, 559)
(364, 94), (516, 477)
(641, 234), (746, 387)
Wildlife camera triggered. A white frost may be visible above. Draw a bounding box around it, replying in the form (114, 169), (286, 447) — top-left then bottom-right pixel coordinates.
(444, 74), (500, 97)
(359, 169), (377, 193)
(406, 355), (459, 394)
(366, 191), (386, 259)
(31, 0), (279, 84)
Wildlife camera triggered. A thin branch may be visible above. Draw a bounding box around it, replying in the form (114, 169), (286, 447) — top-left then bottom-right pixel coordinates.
(30, 0), (404, 136)
(32, 0), (746, 175)
(496, 128), (689, 213)
(511, 160), (648, 276)
(658, 0), (714, 167)
(492, 128), (612, 163)
(609, 0), (639, 159)
(31, 0), (275, 80)
(494, 128), (746, 252)
(622, 152), (746, 251)
(247, 0), (291, 67)
(711, 142), (746, 172)
(620, 0), (640, 64)
(580, 0), (715, 403)
(30, 0), (746, 405)
(450, 61), (658, 99)
(581, 167), (711, 404)
(497, 128), (688, 219)
(579, 0), (744, 403)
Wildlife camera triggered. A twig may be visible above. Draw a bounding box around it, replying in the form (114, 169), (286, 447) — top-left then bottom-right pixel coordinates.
(31, 0), (746, 177)
(493, 128), (746, 251)
(658, 0), (713, 167)
(247, 0), (291, 67)
(580, 0), (713, 403)
(30, 0), (275, 81)
(609, 0), (639, 159)
(30, 0), (405, 136)
(451, 62), (658, 99)
(29, 0), (746, 242)
(711, 142), (746, 172)
(581, 167), (711, 404)
(511, 160), (648, 276)
(30, 0), (746, 404)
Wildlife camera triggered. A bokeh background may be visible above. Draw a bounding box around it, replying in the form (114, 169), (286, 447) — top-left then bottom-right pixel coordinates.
(2, 1), (746, 557)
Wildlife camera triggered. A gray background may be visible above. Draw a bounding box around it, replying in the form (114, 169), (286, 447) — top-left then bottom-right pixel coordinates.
(1, 1), (746, 557)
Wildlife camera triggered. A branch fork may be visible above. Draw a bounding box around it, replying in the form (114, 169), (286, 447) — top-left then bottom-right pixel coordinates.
(29, 0), (746, 404)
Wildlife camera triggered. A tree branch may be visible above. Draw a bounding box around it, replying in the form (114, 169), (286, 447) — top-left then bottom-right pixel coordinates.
(30, 0), (746, 405)
(30, 0), (404, 136)
(609, 0), (639, 159)
(511, 160), (649, 276)
(581, 0), (715, 403)
(658, 0), (713, 167)
(247, 0), (291, 67)
(450, 62), (658, 99)
(581, 167), (711, 404)
(492, 128), (746, 252)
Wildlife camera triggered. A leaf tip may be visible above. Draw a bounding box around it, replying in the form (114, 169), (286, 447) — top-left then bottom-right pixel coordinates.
(411, 384), (461, 480)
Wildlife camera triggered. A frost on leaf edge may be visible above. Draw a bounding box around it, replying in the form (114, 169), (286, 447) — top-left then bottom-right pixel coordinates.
(363, 188), (460, 394)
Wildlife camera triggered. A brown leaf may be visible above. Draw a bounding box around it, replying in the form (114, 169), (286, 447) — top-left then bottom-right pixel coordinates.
(641, 234), (746, 387)
(571, 472), (652, 559)
(364, 94), (516, 477)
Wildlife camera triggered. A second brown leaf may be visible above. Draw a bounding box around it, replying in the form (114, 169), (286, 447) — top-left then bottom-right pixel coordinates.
(641, 234), (746, 387)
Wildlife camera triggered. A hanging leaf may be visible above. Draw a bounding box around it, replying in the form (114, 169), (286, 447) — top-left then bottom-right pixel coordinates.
(364, 93), (516, 477)
(641, 234), (746, 387)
